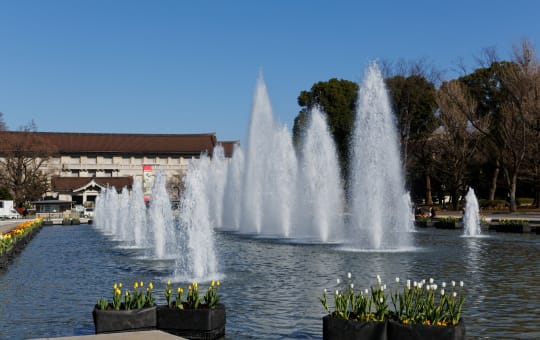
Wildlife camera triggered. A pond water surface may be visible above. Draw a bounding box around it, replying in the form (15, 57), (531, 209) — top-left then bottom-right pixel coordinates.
(0, 224), (539, 339)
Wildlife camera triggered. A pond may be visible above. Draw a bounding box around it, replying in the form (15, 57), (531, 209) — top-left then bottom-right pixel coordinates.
(0, 224), (539, 339)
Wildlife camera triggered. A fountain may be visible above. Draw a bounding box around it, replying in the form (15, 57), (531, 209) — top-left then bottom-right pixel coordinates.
(240, 72), (297, 236)
(348, 63), (413, 249)
(93, 63), (415, 282)
(148, 172), (177, 259)
(175, 154), (219, 280)
(463, 187), (481, 237)
(128, 180), (148, 248)
(295, 106), (345, 242)
(221, 143), (245, 230)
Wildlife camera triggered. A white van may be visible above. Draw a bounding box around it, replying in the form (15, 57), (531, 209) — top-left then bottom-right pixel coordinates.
(0, 200), (20, 219)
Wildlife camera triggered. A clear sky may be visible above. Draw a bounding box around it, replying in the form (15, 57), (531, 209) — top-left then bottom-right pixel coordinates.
(1, 1), (538, 144)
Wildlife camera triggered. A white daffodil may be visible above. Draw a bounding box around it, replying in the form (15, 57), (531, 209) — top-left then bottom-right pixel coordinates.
(442, 282), (446, 288)
(451, 280), (456, 287)
(460, 281), (464, 287)
(347, 272), (352, 279)
(395, 277), (400, 283)
(441, 289), (445, 296)
(429, 278), (434, 284)
(336, 278), (341, 285)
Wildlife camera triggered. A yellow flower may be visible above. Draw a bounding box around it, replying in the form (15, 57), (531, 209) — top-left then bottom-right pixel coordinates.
(140, 281), (144, 287)
(217, 280), (220, 286)
(134, 282), (139, 289)
(115, 288), (121, 296)
(177, 287), (183, 293)
(114, 283), (118, 290)
(211, 280), (215, 287)
(148, 282), (153, 290)
(167, 280), (171, 286)
(119, 283), (123, 288)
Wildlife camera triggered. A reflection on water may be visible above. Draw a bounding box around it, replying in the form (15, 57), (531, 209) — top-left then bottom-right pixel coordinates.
(0, 225), (539, 339)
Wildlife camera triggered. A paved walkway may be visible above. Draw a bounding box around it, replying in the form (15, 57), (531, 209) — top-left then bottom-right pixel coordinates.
(34, 330), (186, 340)
(0, 220), (24, 234)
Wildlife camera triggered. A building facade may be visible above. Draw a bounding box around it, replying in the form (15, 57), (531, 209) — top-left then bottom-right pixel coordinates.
(0, 131), (236, 207)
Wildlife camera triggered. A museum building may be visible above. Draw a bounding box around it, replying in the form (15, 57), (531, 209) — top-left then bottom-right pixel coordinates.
(0, 131), (236, 208)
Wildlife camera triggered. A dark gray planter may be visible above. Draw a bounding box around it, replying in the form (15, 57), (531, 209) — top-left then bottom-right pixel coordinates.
(157, 303), (226, 340)
(322, 316), (465, 340)
(323, 315), (387, 340)
(387, 319), (465, 340)
(92, 305), (157, 334)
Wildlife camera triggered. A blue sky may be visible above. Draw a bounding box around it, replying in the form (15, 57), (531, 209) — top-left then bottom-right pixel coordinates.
(0, 1), (538, 144)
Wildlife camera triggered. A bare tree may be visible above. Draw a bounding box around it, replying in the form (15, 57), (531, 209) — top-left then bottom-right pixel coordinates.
(435, 80), (481, 209)
(0, 112), (7, 131)
(0, 123), (57, 206)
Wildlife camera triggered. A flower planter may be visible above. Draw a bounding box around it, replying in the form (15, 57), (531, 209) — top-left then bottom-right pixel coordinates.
(157, 303), (226, 340)
(322, 316), (465, 340)
(489, 223), (528, 233)
(322, 315), (387, 340)
(92, 305), (157, 334)
(414, 221), (429, 228)
(434, 221), (462, 229)
(387, 319), (465, 340)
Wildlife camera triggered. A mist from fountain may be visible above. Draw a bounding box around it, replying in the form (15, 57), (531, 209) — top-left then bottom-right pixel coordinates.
(118, 187), (131, 244)
(207, 146), (228, 229)
(221, 144), (245, 230)
(175, 154), (219, 280)
(463, 187), (481, 237)
(148, 172), (177, 259)
(129, 180), (148, 248)
(348, 63), (413, 249)
(295, 107), (345, 242)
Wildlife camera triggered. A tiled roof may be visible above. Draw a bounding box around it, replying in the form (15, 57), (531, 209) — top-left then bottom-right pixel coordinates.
(218, 141), (240, 157)
(0, 131), (218, 155)
(51, 176), (133, 191)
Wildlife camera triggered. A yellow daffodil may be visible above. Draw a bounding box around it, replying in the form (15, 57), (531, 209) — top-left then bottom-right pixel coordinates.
(134, 282), (139, 289)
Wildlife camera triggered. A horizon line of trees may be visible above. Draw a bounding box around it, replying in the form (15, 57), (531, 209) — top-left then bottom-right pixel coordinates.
(293, 39), (540, 212)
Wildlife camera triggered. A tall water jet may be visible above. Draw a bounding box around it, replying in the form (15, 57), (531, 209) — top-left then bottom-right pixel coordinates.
(148, 172), (176, 259)
(241, 72), (275, 234)
(264, 125), (297, 237)
(176, 155), (219, 280)
(349, 63), (412, 249)
(222, 144), (245, 230)
(129, 180), (148, 248)
(207, 145), (228, 229)
(296, 107), (344, 242)
(118, 187), (131, 243)
(463, 187), (481, 237)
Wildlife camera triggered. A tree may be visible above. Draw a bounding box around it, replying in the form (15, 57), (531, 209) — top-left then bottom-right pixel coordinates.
(293, 78), (358, 180)
(435, 80), (481, 210)
(0, 123), (56, 206)
(385, 75), (438, 201)
(457, 40), (539, 211)
(0, 112), (6, 131)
